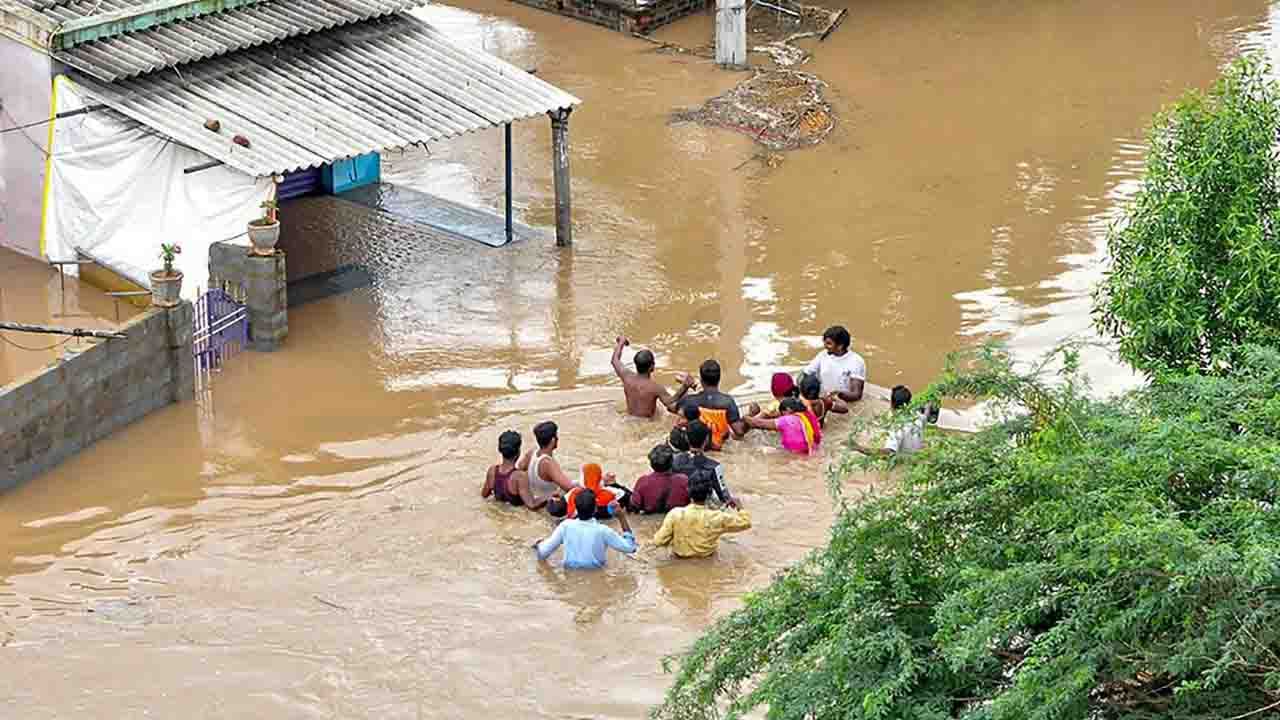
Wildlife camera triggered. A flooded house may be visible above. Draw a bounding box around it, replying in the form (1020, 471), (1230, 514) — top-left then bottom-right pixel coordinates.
(0, 0), (580, 311)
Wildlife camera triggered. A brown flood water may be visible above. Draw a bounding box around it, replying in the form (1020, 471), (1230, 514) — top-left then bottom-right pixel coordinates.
(2, 1), (1276, 717)
(0, 249), (140, 388)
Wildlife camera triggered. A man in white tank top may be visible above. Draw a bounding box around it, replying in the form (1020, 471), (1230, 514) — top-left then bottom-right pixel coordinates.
(517, 420), (577, 498)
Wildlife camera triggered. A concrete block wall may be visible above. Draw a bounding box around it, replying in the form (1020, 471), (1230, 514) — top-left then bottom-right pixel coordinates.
(506, 0), (709, 34)
(0, 302), (194, 491)
(208, 242), (288, 352)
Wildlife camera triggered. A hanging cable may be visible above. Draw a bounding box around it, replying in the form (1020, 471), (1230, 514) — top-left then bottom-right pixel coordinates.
(0, 332), (75, 352)
(0, 104), (105, 135)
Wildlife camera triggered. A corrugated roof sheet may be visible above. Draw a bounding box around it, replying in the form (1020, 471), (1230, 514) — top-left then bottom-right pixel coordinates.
(45, 0), (427, 81)
(72, 15), (581, 177)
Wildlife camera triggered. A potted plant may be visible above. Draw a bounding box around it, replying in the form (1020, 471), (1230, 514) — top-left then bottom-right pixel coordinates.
(247, 199), (280, 255)
(151, 243), (183, 307)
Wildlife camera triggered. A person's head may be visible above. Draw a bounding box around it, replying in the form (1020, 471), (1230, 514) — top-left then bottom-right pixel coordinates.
(573, 488), (597, 519)
(822, 325), (851, 355)
(688, 476), (713, 504)
(498, 430), (522, 461)
(770, 372), (797, 400)
(779, 397), (806, 415)
(699, 359), (721, 388)
(533, 421), (558, 450)
(891, 385), (912, 410)
(635, 349), (656, 376)
(799, 374), (822, 401)
(648, 443), (674, 473)
(581, 463), (604, 490)
(669, 426), (690, 452)
(682, 403), (701, 423)
(686, 420), (711, 452)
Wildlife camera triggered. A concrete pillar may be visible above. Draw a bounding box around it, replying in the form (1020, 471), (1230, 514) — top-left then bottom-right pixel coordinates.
(245, 252), (288, 352)
(550, 108), (573, 247)
(715, 0), (748, 69)
(164, 301), (196, 402)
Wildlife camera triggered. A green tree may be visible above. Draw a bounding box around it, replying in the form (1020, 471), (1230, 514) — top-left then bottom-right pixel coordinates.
(655, 344), (1280, 720)
(1096, 55), (1280, 375)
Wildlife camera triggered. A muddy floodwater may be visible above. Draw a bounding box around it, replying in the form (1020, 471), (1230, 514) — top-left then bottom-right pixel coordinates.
(3, 1), (1277, 717)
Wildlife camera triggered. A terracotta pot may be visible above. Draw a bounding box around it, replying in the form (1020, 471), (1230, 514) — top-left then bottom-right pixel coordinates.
(150, 269), (183, 308)
(247, 219), (281, 255)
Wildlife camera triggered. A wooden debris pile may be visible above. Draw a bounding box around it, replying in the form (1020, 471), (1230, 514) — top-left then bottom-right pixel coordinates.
(671, 69), (835, 151)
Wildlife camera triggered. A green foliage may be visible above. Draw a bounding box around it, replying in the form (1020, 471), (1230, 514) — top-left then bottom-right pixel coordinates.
(1096, 55), (1280, 375)
(655, 344), (1280, 720)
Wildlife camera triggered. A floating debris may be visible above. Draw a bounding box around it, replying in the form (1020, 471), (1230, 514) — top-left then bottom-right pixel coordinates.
(671, 69), (836, 151)
(751, 41), (809, 67)
(739, 1), (838, 47)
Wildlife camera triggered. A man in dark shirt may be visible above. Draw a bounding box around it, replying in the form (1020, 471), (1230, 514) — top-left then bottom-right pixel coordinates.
(630, 444), (691, 514)
(675, 359), (747, 450)
(672, 421), (739, 509)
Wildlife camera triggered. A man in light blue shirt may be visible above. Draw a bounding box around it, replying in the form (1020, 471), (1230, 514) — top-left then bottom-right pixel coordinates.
(534, 489), (637, 569)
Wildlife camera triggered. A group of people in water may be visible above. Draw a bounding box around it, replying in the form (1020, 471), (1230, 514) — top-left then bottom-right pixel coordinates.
(482, 325), (931, 570)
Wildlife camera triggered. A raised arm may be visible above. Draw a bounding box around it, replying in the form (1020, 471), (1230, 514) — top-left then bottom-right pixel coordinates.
(611, 336), (630, 380)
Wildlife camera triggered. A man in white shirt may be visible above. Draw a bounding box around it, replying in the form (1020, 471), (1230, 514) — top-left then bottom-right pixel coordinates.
(803, 325), (866, 414)
(853, 385), (927, 457)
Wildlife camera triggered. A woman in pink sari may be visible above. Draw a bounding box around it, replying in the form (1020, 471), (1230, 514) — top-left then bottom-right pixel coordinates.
(745, 398), (822, 455)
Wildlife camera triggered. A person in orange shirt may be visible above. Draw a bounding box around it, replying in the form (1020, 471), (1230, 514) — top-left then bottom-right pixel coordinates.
(672, 360), (747, 450)
(560, 463), (632, 520)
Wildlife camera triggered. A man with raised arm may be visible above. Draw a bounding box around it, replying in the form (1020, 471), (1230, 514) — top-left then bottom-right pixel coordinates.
(611, 336), (696, 418)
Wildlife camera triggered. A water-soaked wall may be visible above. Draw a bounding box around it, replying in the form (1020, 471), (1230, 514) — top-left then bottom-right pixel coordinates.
(508, 0), (710, 34)
(0, 38), (53, 258)
(0, 303), (194, 490)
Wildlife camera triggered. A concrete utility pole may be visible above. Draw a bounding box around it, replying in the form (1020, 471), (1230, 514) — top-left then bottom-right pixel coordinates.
(716, 0), (748, 70)
(550, 108), (573, 247)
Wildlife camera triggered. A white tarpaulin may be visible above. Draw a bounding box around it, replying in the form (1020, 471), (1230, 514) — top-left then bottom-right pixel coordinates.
(44, 75), (272, 298)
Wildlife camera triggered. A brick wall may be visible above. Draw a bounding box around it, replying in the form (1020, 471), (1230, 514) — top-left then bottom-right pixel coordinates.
(505, 0), (710, 34)
(0, 303), (194, 491)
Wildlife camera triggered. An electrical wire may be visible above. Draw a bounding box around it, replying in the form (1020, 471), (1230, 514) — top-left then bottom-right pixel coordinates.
(0, 332), (75, 352)
(0, 106), (50, 157)
(0, 114), (56, 135)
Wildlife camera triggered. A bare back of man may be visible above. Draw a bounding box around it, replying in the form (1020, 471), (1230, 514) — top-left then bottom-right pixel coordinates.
(612, 336), (695, 419)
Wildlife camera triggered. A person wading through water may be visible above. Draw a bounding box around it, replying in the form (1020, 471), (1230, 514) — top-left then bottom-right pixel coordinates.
(628, 444), (691, 515)
(744, 397), (823, 455)
(674, 360), (747, 451)
(803, 325), (866, 414)
(517, 421), (578, 502)
(533, 489), (637, 570)
(481, 430), (550, 510)
(672, 420), (740, 508)
(652, 475), (752, 559)
(612, 336), (697, 418)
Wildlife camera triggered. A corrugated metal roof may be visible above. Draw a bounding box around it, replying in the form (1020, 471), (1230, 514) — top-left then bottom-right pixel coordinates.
(71, 15), (581, 177)
(44, 0), (427, 81)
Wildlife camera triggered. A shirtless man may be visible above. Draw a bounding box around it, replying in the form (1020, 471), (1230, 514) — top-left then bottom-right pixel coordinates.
(516, 421), (578, 498)
(612, 336), (696, 418)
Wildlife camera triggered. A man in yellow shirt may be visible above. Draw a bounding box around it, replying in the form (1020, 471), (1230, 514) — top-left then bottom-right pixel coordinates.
(652, 476), (752, 558)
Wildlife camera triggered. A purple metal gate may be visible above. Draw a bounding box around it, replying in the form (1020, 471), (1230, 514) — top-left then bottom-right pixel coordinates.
(193, 287), (248, 382)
